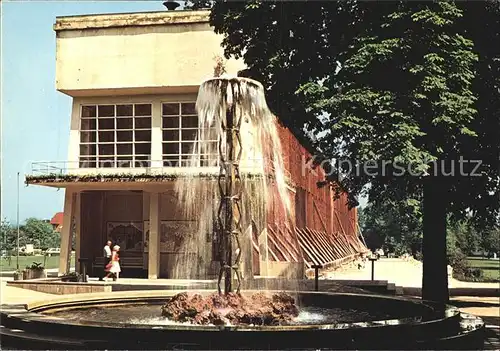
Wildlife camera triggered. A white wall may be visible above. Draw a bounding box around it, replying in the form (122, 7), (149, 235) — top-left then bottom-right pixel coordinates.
(55, 12), (245, 94)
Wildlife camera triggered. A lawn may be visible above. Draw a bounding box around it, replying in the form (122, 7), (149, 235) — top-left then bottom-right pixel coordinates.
(0, 254), (75, 271)
(466, 257), (500, 281)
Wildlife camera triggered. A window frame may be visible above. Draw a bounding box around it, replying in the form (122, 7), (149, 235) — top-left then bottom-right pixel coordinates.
(79, 103), (153, 168)
(161, 101), (218, 168)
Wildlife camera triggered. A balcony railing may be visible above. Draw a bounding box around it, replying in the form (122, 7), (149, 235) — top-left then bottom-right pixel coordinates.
(30, 158), (289, 174)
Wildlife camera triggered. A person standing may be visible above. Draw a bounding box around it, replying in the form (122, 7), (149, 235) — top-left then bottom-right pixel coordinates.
(104, 245), (121, 281)
(99, 240), (112, 281)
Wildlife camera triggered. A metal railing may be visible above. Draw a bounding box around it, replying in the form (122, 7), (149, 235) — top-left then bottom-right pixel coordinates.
(29, 158), (290, 177)
(31, 161), (74, 175)
(30, 159), (220, 176)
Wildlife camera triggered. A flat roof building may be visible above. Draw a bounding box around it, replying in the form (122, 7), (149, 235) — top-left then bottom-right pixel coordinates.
(26, 9), (366, 280)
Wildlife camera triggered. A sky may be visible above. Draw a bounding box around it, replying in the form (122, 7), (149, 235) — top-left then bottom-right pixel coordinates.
(1, 1), (173, 223)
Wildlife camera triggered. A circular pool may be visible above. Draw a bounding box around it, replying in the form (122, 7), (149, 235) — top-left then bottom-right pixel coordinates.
(0, 290), (485, 350)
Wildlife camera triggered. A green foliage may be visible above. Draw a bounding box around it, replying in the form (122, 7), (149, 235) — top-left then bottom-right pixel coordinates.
(1, 219), (18, 253)
(446, 222), (499, 282)
(466, 257), (500, 281)
(210, 1), (345, 140)
(1, 255), (75, 272)
(210, 0), (500, 302)
(448, 250), (485, 282)
(26, 262), (44, 270)
(447, 220), (481, 256)
(1, 218), (60, 252)
(209, 0), (499, 217)
(21, 218), (59, 250)
(448, 1), (500, 228)
(447, 248), (467, 273)
(447, 219), (499, 257)
(309, 2), (481, 211)
(360, 200), (422, 256)
(362, 206), (492, 260)
(184, 1), (213, 10)
(481, 227), (500, 256)
(26, 172), (270, 184)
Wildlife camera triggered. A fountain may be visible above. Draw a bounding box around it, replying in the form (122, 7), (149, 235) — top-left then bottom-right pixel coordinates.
(0, 77), (486, 350)
(162, 76), (299, 325)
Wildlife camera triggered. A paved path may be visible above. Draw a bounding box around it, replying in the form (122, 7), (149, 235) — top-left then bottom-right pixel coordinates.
(0, 277), (53, 305)
(451, 296), (500, 318)
(0, 268), (73, 278)
(451, 296), (500, 350)
(325, 258), (498, 289)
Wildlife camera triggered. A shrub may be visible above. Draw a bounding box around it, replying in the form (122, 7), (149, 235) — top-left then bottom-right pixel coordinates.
(463, 267), (483, 281)
(449, 251), (485, 282)
(26, 262), (44, 270)
(393, 243), (408, 257)
(448, 250), (468, 275)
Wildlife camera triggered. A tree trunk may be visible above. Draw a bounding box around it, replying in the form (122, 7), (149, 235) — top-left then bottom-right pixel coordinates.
(422, 177), (449, 303)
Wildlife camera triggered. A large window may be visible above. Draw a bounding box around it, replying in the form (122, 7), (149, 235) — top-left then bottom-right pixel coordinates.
(79, 104), (152, 168)
(161, 102), (217, 167)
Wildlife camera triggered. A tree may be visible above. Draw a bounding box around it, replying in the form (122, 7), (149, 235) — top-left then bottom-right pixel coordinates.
(0, 219), (19, 253)
(361, 201), (422, 256)
(209, 1), (346, 139)
(185, 0), (213, 10)
(209, 1), (500, 303)
(21, 218), (60, 250)
(481, 227), (500, 257)
(447, 220), (482, 256)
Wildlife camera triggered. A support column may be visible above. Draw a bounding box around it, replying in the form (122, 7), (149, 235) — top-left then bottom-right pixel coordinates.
(59, 189), (75, 276)
(148, 192), (161, 279)
(258, 228), (270, 276)
(142, 191), (150, 271)
(74, 192), (81, 273)
(240, 225), (254, 279)
(150, 102), (163, 169)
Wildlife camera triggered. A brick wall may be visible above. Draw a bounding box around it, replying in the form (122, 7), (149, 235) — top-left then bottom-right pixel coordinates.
(267, 122), (358, 238)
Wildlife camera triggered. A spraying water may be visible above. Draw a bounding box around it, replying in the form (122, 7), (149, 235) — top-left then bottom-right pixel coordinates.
(173, 76), (291, 281)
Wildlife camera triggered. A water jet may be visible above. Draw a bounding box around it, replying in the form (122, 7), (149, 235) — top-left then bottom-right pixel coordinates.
(166, 76), (298, 325)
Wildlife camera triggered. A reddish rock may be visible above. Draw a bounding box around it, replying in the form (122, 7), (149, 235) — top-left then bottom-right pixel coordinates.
(161, 292), (299, 326)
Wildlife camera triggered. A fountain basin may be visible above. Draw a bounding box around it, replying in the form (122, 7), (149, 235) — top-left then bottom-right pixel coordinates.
(0, 290), (485, 350)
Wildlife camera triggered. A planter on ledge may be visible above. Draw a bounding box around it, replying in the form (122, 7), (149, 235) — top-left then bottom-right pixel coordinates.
(23, 262), (47, 280)
(13, 271), (23, 281)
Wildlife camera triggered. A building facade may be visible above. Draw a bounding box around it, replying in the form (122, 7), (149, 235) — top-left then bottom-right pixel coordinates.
(26, 10), (366, 279)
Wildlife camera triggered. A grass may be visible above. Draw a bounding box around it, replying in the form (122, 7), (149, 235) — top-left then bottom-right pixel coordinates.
(0, 254), (75, 271)
(466, 257), (500, 282)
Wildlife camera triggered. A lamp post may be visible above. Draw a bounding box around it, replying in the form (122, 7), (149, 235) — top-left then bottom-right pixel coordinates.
(311, 264), (323, 291)
(369, 254), (378, 281)
(16, 171), (20, 271)
(163, 1), (180, 11)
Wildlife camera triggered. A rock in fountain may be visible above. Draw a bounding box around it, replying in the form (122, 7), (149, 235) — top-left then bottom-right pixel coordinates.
(161, 292), (299, 326)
